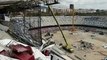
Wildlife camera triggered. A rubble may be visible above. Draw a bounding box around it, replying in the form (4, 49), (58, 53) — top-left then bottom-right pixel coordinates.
(78, 40), (94, 50)
(0, 39), (49, 60)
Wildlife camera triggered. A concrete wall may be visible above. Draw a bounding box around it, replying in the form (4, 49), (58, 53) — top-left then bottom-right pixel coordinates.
(13, 16), (107, 28)
(12, 16), (107, 45)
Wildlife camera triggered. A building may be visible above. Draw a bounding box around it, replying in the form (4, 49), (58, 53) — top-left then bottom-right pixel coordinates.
(75, 9), (96, 13)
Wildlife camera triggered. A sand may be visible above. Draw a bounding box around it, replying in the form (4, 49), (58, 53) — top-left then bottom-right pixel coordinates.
(43, 30), (107, 60)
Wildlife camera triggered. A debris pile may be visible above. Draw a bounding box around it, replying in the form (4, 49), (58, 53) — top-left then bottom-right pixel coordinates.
(79, 40), (94, 50)
(0, 44), (35, 60)
(73, 40), (94, 50)
(0, 39), (49, 60)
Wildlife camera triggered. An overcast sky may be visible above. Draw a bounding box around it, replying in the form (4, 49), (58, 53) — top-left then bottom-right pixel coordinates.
(52, 0), (107, 9)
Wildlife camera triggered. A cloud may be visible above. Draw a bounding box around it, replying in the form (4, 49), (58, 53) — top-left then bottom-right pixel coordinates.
(52, 0), (107, 9)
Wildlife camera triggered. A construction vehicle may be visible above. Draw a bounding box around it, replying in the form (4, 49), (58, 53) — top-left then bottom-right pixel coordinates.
(48, 5), (74, 53)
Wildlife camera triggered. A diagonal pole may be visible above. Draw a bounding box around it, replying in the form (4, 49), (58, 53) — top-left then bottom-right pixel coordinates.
(48, 5), (68, 46)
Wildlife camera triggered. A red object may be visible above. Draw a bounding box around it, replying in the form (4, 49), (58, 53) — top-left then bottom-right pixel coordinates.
(10, 44), (33, 54)
(10, 44), (28, 53)
(0, 50), (9, 56)
(10, 44), (35, 60)
(44, 50), (50, 56)
(26, 46), (33, 55)
(13, 52), (35, 60)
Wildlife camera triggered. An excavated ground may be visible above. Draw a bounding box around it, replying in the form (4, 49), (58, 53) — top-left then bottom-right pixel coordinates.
(43, 29), (107, 60)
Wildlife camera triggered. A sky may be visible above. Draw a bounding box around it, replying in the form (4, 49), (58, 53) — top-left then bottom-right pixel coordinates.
(52, 0), (107, 9)
(0, 0), (106, 9)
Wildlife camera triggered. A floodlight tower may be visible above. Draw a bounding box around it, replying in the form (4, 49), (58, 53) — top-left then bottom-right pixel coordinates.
(70, 4), (76, 32)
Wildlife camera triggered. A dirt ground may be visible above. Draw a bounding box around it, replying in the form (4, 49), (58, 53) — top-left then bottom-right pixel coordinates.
(43, 30), (107, 60)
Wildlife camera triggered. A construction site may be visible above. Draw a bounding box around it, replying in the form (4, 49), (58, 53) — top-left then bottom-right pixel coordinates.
(0, 0), (107, 60)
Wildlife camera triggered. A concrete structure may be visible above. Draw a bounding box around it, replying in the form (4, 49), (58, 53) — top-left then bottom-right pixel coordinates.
(51, 8), (96, 14)
(12, 16), (107, 28)
(76, 9), (96, 13)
